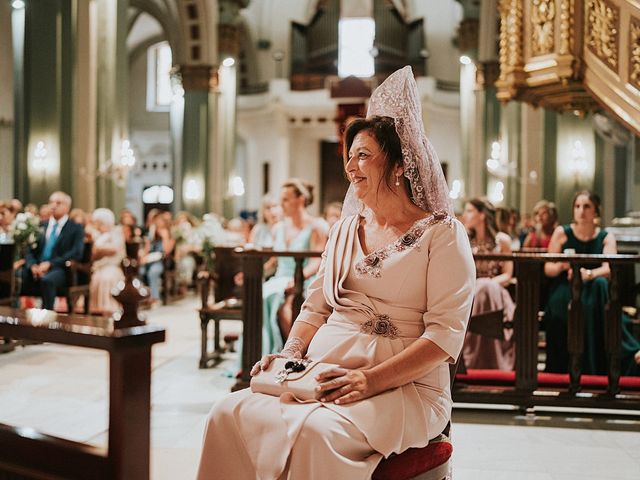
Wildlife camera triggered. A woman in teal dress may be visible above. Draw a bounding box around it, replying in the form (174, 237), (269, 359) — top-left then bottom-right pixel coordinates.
(544, 191), (640, 375)
(262, 179), (327, 354)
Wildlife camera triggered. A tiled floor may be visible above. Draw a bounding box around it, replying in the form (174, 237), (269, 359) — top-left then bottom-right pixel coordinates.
(1, 296), (639, 479)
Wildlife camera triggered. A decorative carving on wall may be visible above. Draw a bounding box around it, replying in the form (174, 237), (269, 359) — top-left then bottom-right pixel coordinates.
(496, 0), (525, 100)
(630, 18), (640, 90)
(531, 0), (555, 56)
(586, 0), (620, 72)
(558, 0), (573, 55)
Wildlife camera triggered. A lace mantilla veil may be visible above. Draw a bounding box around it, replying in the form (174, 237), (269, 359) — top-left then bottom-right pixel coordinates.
(341, 66), (453, 218)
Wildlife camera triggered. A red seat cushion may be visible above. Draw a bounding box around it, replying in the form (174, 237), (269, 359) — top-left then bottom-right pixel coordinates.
(456, 369), (640, 390)
(372, 437), (452, 480)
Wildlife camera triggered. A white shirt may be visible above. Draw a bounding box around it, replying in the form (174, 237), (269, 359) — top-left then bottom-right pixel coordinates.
(45, 214), (69, 241)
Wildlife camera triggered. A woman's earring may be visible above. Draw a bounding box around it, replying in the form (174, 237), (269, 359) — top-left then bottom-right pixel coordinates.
(395, 175), (401, 187)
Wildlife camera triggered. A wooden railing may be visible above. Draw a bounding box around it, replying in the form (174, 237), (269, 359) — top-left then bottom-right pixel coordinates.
(456, 252), (640, 411)
(232, 248), (322, 391)
(0, 243), (164, 480)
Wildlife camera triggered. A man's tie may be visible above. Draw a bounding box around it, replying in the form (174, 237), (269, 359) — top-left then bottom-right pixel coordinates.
(41, 222), (59, 262)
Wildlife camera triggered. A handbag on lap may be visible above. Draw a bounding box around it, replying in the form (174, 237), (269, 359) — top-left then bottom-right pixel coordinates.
(250, 358), (339, 401)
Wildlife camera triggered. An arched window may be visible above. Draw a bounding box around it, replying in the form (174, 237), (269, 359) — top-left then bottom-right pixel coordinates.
(146, 41), (173, 112)
(142, 185), (174, 204)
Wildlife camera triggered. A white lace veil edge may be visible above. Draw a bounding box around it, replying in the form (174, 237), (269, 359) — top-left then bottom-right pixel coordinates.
(341, 66), (453, 219)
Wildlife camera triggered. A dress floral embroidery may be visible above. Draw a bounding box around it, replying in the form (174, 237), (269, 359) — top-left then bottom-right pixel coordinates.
(355, 211), (453, 278)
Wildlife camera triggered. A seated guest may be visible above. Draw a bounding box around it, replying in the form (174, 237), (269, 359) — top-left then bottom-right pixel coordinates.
(523, 200), (557, 249)
(249, 194), (282, 248)
(38, 203), (51, 222)
(462, 198), (516, 370)
(173, 211), (199, 288)
(89, 208), (125, 315)
(544, 191), (640, 374)
(119, 209), (142, 242)
(323, 201), (343, 229)
(262, 178), (327, 351)
(197, 67), (475, 479)
(20, 191), (84, 310)
(139, 213), (174, 303)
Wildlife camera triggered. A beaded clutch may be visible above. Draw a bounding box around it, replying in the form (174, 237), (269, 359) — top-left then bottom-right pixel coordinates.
(250, 358), (339, 401)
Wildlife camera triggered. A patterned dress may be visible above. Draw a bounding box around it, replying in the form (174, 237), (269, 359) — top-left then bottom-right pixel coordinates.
(462, 232), (516, 370)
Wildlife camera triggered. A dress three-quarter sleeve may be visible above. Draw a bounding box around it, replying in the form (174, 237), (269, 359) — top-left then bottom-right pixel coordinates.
(420, 219), (476, 363)
(295, 249), (332, 329)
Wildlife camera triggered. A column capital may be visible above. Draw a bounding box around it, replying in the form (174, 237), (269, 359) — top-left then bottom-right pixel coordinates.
(175, 64), (218, 92)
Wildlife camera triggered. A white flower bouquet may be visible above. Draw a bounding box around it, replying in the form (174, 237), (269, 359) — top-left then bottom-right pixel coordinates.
(9, 212), (42, 258)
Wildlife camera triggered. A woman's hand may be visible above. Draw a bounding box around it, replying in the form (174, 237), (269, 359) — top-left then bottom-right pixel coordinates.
(249, 343), (304, 377)
(315, 368), (377, 405)
(579, 267), (593, 282)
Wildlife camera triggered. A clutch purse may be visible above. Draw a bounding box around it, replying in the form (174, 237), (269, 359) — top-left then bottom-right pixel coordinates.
(250, 358), (339, 401)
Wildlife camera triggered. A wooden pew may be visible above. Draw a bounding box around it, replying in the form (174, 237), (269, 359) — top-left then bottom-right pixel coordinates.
(198, 247), (243, 368)
(454, 252), (640, 411)
(231, 248), (323, 391)
(0, 243), (16, 354)
(64, 241), (93, 314)
(0, 242), (164, 480)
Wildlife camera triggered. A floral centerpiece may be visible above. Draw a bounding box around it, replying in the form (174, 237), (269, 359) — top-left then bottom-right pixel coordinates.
(8, 212), (42, 259)
(190, 214), (245, 270)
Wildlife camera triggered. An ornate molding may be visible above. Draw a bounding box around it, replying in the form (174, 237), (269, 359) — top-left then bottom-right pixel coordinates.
(586, 0), (620, 72)
(558, 0), (573, 55)
(531, 0), (555, 56)
(496, 0), (526, 100)
(177, 64), (216, 91)
(630, 18), (640, 90)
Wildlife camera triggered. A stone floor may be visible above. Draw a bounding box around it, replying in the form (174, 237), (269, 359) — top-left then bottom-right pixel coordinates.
(1, 296), (639, 479)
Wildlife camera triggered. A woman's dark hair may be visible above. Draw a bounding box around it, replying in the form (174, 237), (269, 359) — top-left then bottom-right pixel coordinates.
(572, 190), (601, 217)
(343, 116), (410, 197)
(467, 197), (499, 245)
(282, 178), (315, 207)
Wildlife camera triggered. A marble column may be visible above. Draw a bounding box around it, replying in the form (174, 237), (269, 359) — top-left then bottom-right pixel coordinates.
(95, 0), (129, 213)
(13, 0), (75, 206)
(178, 65), (214, 218)
(1, 0), (14, 199)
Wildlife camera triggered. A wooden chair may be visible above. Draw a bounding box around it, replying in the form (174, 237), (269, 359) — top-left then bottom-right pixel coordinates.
(198, 247), (243, 368)
(63, 241), (93, 314)
(161, 248), (179, 305)
(0, 243), (16, 354)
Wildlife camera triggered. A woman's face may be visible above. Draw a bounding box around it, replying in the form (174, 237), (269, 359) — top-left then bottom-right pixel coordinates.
(345, 131), (391, 204)
(280, 187), (304, 217)
(462, 203), (484, 230)
(536, 207), (550, 226)
(263, 202), (282, 224)
(573, 194), (597, 224)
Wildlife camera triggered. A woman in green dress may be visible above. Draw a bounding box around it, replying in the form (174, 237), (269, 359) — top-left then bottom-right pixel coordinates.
(544, 191), (640, 375)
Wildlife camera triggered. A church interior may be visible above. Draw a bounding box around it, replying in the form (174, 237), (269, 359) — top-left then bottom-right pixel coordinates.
(1, 0), (640, 479)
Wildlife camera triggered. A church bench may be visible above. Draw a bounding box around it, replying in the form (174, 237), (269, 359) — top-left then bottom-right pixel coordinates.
(228, 248), (322, 390)
(455, 252), (640, 412)
(0, 253), (164, 480)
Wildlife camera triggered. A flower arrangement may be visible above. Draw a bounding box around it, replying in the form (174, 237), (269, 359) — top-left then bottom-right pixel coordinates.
(9, 212), (42, 256)
(190, 214), (245, 269)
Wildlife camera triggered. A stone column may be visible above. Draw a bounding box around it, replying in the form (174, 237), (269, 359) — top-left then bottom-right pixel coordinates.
(519, 104), (544, 215)
(1, 0), (14, 199)
(177, 65), (214, 218)
(73, 0), (98, 211)
(95, 0), (129, 213)
(12, 0), (75, 205)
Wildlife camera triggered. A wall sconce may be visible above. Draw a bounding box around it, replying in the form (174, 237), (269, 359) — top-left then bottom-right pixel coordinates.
(222, 57), (235, 67)
(488, 180), (505, 204)
(32, 141), (49, 172)
(184, 177), (204, 202)
(229, 175), (245, 197)
(486, 141), (502, 174)
(11, 0), (25, 10)
(97, 139), (136, 187)
(449, 179), (463, 199)
(570, 140), (588, 177)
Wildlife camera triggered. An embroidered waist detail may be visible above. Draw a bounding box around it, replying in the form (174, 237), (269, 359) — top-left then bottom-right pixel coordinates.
(361, 314), (399, 339)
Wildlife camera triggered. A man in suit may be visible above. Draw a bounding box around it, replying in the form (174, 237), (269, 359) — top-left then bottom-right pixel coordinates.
(21, 191), (85, 310)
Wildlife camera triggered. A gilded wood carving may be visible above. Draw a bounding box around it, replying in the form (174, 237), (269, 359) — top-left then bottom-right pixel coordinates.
(631, 18), (640, 90)
(586, 0), (620, 71)
(531, 0), (555, 56)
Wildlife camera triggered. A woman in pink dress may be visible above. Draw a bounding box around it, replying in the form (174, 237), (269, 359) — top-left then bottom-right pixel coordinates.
(462, 198), (516, 370)
(88, 208), (125, 315)
(196, 67), (475, 479)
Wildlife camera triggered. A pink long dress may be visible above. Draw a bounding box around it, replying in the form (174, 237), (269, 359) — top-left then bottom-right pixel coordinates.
(197, 213), (475, 480)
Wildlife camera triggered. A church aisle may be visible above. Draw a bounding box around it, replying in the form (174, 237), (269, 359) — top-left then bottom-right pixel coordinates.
(0, 296), (638, 480)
